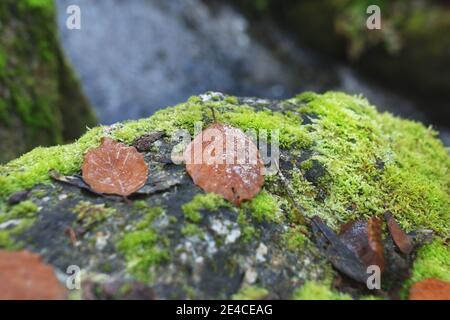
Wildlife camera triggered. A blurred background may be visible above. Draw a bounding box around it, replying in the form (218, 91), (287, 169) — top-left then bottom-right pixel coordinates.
(1, 0), (449, 163)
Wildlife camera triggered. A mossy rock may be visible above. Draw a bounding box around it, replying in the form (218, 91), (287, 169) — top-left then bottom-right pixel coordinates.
(0, 0), (97, 163)
(0, 91), (448, 299)
(235, 0), (450, 124)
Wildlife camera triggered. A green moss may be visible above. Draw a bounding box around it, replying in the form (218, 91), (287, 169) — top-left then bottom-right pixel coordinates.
(243, 190), (281, 223)
(232, 286), (269, 300)
(133, 200), (149, 211)
(290, 92), (449, 235)
(0, 200), (38, 250)
(117, 207), (169, 282)
(7, 200), (38, 217)
(0, 0), (96, 163)
(1, 91), (449, 274)
(0, 47), (6, 71)
(224, 96), (239, 105)
(223, 105), (311, 148)
(282, 225), (309, 251)
(402, 240), (450, 297)
(181, 223), (204, 239)
(293, 281), (352, 300)
(237, 210), (257, 242)
(72, 201), (116, 229)
(182, 193), (228, 223)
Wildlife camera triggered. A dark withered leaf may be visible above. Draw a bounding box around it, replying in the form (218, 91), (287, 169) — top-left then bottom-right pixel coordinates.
(311, 216), (368, 283)
(339, 218), (385, 272)
(385, 212), (414, 254)
(184, 123), (264, 205)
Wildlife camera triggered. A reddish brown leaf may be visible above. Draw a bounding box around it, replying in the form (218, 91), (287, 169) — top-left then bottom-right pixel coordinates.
(409, 279), (450, 300)
(385, 212), (413, 254)
(82, 137), (148, 196)
(184, 123), (264, 205)
(0, 250), (66, 300)
(339, 218), (385, 272)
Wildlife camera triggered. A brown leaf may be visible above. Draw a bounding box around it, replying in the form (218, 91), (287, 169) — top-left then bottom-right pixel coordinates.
(82, 137), (148, 196)
(0, 250), (66, 300)
(409, 279), (450, 300)
(184, 123), (264, 205)
(339, 218), (385, 272)
(311, 216), (369, 284)
(385, 212), (413, 254)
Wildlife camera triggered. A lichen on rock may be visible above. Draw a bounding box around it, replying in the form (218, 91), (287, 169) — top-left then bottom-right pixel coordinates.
(0, 91), (448, 299)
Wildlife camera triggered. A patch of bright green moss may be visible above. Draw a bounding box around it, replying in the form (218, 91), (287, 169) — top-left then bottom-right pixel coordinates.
(232, 286), (269, 300)
(223, 105), (311, 148)
(117, 207), (169, 282)
(293, 281), (352, 300)
(243, 190), (282, 223)
(0, 200), (38, 250)
(182, 193), (228, 223)
(72, 201), (116, 229)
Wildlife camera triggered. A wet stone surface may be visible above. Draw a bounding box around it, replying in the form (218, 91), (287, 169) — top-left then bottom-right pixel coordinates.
(10, 97), (333, 299)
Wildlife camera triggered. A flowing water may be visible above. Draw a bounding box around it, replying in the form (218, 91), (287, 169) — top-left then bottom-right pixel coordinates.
(56, 0), (449, 144)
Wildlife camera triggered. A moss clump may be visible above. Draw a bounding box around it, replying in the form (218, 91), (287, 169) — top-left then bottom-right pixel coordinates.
(0, 200), (38, 249)
(72, 201), (116, 229)
(243, 190), (281, 223)
(232, 286), (269, 300)
(117, 207), (169, 282)
(182, 193), (228, 223)
(291, 92), (449, 235)
(293, 281), (352, 300)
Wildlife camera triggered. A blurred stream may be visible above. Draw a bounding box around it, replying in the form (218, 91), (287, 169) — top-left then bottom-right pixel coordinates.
(56, 0), (449, 145)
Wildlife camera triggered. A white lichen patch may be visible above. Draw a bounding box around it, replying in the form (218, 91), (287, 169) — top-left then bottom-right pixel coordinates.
(256, 242), (268, 262)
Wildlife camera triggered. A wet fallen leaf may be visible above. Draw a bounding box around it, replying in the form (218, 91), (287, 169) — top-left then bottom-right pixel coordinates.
(385, 212), (413, 255)
(311, 216), (369, 283)
(82, 137), (148, 197)
(184, 123), (264, 205)
(409, 279), (450, 300)
(339, 218), (385, 272)
(0, 250), (66, 300)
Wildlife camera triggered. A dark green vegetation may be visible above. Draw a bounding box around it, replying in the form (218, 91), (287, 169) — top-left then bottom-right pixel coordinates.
(0, 92), (448, 299)
(234, 0), (450, 124)
(0, 0), (96, 163)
